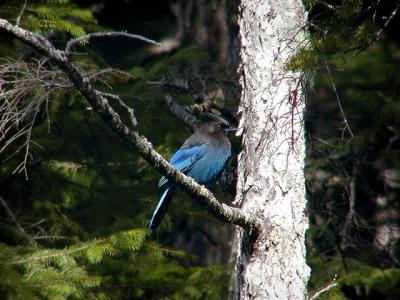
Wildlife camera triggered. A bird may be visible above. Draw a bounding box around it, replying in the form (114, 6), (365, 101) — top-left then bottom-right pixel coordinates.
(148, 115), (237, 230)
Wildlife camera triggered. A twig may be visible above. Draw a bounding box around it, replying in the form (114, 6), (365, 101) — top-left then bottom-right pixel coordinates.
(165, 95), (201, 131)
(372, 0), (382, 23)
(324, 59), (354, 140)
(340, 161), (359, 249)
(15, 0), (28, 27)
(0, 194), (36, 246)
(148, 78), (190, 91)
(309, 274), (338, 300)
(0, 58), (66, 177)
(353, 3), (400, 58)
(20, 104), (40, 180)
(32, 235), (72, 240)
(65, 31), (162, 53)
(0, 195), (25, 233)
(98, 91), (138, 130)
(316, 1), (336, 12)
(24, 218), (46, 229)
(87, 68), (135, 82)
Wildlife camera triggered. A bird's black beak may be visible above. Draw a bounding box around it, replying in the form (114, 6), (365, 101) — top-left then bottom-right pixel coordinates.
(224, 126), (238, 132)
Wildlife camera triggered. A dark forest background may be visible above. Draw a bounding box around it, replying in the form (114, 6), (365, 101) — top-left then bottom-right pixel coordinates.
(0, 0), (400, 299)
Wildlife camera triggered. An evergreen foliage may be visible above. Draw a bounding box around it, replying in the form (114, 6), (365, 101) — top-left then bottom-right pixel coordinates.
(291, 0), (390, 71)
(0, 0), (99, 37)
(303, 1), (400, 299)
(0, 2), (235, 297)
(0, 49), (232, 298)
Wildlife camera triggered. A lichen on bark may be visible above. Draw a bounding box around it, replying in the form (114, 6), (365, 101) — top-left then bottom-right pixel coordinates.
(234, 0), (310, 299)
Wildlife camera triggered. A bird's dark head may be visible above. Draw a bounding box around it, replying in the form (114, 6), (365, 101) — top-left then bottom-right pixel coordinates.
(203, 114), (238, 135)
(208, 120), (237, 134)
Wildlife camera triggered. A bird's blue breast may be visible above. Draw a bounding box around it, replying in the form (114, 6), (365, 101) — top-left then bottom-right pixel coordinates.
(158, 142), (231, 188)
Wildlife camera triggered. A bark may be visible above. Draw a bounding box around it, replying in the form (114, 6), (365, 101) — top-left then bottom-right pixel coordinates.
(234, 0), (310, 299)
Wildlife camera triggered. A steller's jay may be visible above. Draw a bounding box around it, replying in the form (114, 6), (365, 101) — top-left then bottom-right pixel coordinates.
(148, 116), (237, 229)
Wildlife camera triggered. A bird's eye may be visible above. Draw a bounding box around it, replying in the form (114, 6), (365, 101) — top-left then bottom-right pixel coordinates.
(218, 122), (230, 129)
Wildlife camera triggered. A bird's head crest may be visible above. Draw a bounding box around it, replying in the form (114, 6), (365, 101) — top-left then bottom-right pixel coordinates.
(203, 113), (238, 133)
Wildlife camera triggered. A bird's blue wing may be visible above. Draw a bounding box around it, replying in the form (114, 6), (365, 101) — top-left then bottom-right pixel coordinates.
(170, 145), (206, 167)
(158, 145), (207, 188)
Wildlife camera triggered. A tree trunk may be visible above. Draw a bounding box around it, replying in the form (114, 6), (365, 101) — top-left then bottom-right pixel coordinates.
(234, 0), (310, 299)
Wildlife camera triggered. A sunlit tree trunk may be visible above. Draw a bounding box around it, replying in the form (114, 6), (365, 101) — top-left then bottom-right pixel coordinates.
(234, 0), (310, 298)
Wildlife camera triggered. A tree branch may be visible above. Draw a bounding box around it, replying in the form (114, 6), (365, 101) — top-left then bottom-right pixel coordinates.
(164, 95), (201, 131)
(15, 0), (28, 27)
(0, 194), (25, 234)
(98, 91), (138, 130)
(353, 3), (400, 58)
(0, 19), (262, 236)
(308, 274), (338, 300)
(324, 59), (354, 140)
(65, 31), (162, 53)
(0, 194), (36, 246)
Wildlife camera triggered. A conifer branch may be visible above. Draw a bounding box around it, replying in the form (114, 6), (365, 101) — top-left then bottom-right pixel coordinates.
(0, 19), (262, 237)
(10, 238), (107, 265)
(10, 229), (147, 265)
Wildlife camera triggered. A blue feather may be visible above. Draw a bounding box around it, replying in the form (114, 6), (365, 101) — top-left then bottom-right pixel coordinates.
(148, 120), (234, 230)
(148, 188), (173, 229)
(159, 145), (206, 188)
(170, 145), (206, 165)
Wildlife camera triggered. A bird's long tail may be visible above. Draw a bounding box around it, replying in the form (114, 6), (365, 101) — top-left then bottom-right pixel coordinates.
(148, 188), (174, 230)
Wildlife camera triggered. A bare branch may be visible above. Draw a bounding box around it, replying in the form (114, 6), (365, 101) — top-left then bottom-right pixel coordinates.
(340, 161), (359, 249)
(0, 59), (130, 177)
(15, 0), (28, 27)
(308, 274), (338, 300)
(98, 91), (138, 130)
(316, 1), (336, 11)
(0, 18), (262, 236)
(324, 59), (354, 140)
(148, 78), (190, 91)
(87, 68), (135, 82)
(164, 95), (201, 131)
(353, 3), (400, 58)
(32, 235), (72, 240)
(0, 194), (25, 233)
(0, 194), (36, 246)
(65, 31), (162, 53)
(0, 58), (69, 177)
(148, 77), (237, 131)
(372, 0), (382, 23)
